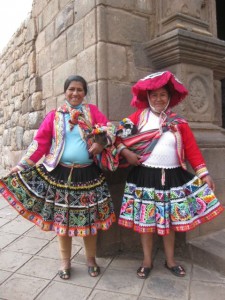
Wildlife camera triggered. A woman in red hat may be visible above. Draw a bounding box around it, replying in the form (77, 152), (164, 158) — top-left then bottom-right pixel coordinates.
(116, 71), (224, 279)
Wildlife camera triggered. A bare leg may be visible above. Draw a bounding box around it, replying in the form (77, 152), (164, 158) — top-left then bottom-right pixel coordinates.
(58, 235), (72, 279)
(162, 230), (176, 267)
(137, 233), (154, 278)
(163, 230), (185, 276)
(83, 234), (100, 277)
(140, 233), (154, 267)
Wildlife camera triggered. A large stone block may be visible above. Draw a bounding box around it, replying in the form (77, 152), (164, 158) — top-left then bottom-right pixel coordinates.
(55, 2), (74, 37)
(22, 98), (29, 115)
(14, 95), (23, 111)
(127, 60), (150, 84)
(96, 0), (135, 10)
(33, 0), (48, 17)
(42, 0), (59, 29)
(200, 148), (225, 179)
(213, 179), (225, 206)
(67, 21), (84, 58)
(51, 34), (67, 68)
(97, 42), (127, 80)
(29, 76), (42, 94)
(23, 78), (30, 98)
(74, 0), (96, 21)
(46, 97), (57, 113)
(4, 105), (14, 122)
(2, 148), (24, 168)
(35, 30), (45, 53)
(15, 126), (24, 150)
(213, 80), (222, 126)
(77, 46), (96, 82)
(37, 45), (52, 75)
(11, 111), (21, 127)
(28, 111), (44, 129)
(18, 65), (28, 81)
(53, 59), (77, 96)
(57, 94), (66, 107)
(42, 71), (53, 99)
(107, 44), (127, 80)
(31, 92), (44, 111)
(100, 8), (148, 45)
(84, 10), (96, 48)
(45, 21), (55, 45)
(97, 80), (108, 115)
(97, 43), (107, 79)
(135, 0), (155, 13)
(108, 81), (135, 121)
(10, 126), (24, 151)
(23, 130), (36, 147)
(86, 82), (97, 106)
(28, 51), (36, 75)
(21, 113), (29, 129)
(25, 18), (37, 43)
(3, 130), (11, 146)
(37, 12), (44, 33)
(59, 0), (72, 9)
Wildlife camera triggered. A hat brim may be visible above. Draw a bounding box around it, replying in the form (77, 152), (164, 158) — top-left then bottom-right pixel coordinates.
(131, 71), (188, 109)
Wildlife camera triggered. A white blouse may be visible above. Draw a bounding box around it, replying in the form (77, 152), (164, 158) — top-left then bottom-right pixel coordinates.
(140, 112), (180, 169)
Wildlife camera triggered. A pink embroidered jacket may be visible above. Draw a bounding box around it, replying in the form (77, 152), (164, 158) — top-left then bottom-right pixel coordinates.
(21, 104), (111, 171)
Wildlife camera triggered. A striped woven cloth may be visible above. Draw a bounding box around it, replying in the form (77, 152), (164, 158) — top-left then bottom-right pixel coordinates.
(119, 111), (187, 166)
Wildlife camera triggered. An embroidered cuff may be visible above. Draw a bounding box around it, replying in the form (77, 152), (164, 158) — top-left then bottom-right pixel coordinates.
(195, 164), (209, 179)
(16, 165), (25, 171)
(18, 159), (32, 170)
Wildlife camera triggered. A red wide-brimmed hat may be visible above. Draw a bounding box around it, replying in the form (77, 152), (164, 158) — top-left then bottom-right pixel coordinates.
(131, 71), (188, 109)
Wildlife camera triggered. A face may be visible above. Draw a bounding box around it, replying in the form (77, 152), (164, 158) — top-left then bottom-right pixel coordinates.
(148, 87), (170, 113)
(65, 81), (86, 106)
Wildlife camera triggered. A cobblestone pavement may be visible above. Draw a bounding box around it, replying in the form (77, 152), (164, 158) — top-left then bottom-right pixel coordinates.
(0, 169), (225, 300)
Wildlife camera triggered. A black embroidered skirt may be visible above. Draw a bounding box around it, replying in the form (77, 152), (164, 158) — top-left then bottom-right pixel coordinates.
(118, 166), (223, 235)
(0, 164), (116, 237)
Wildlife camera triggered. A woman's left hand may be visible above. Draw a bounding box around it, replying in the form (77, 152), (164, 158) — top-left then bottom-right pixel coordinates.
(202, 175), (215, 191)
(88, 142), (104, 155)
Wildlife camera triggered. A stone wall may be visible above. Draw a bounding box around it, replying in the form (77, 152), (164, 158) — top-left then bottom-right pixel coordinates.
(0, 14), (37, 168)
(0, 0), (154, 169)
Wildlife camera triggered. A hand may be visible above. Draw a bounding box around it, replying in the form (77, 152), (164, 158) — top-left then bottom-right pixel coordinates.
(9, 166), (20, 174)
(88, 142), (104, 156)
(121, 148), (141, 166)
(202, 175), (215, 191)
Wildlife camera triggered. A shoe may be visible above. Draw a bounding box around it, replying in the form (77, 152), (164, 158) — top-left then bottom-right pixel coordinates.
(165, 262), (186, 277)
(58, 269), (71, 280)
(88, 266), (100, 277)
(137, 266), (153, 279)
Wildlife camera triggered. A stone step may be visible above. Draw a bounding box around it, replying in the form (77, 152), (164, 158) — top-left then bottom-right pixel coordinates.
(188, 229), (225, 276)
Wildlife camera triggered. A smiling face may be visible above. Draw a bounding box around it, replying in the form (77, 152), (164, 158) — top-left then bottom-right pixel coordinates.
(65, 81), (86, 107)
(148, 87), (170, 113)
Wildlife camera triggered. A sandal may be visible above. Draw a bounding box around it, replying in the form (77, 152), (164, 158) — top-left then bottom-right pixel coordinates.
(58, 269), (71, 280)
(88, 266), (100, 277)
(137, 266), (153, 279)
(165, 262), (186, 277)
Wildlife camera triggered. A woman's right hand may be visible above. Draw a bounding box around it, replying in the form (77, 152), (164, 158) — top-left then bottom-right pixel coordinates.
(121, 148), (141, 166)
(10, 166), (20, 174)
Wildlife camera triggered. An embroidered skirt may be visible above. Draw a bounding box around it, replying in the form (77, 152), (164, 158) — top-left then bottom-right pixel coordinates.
(0, 164), (116, 237)
(118, 166), (224, 235)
